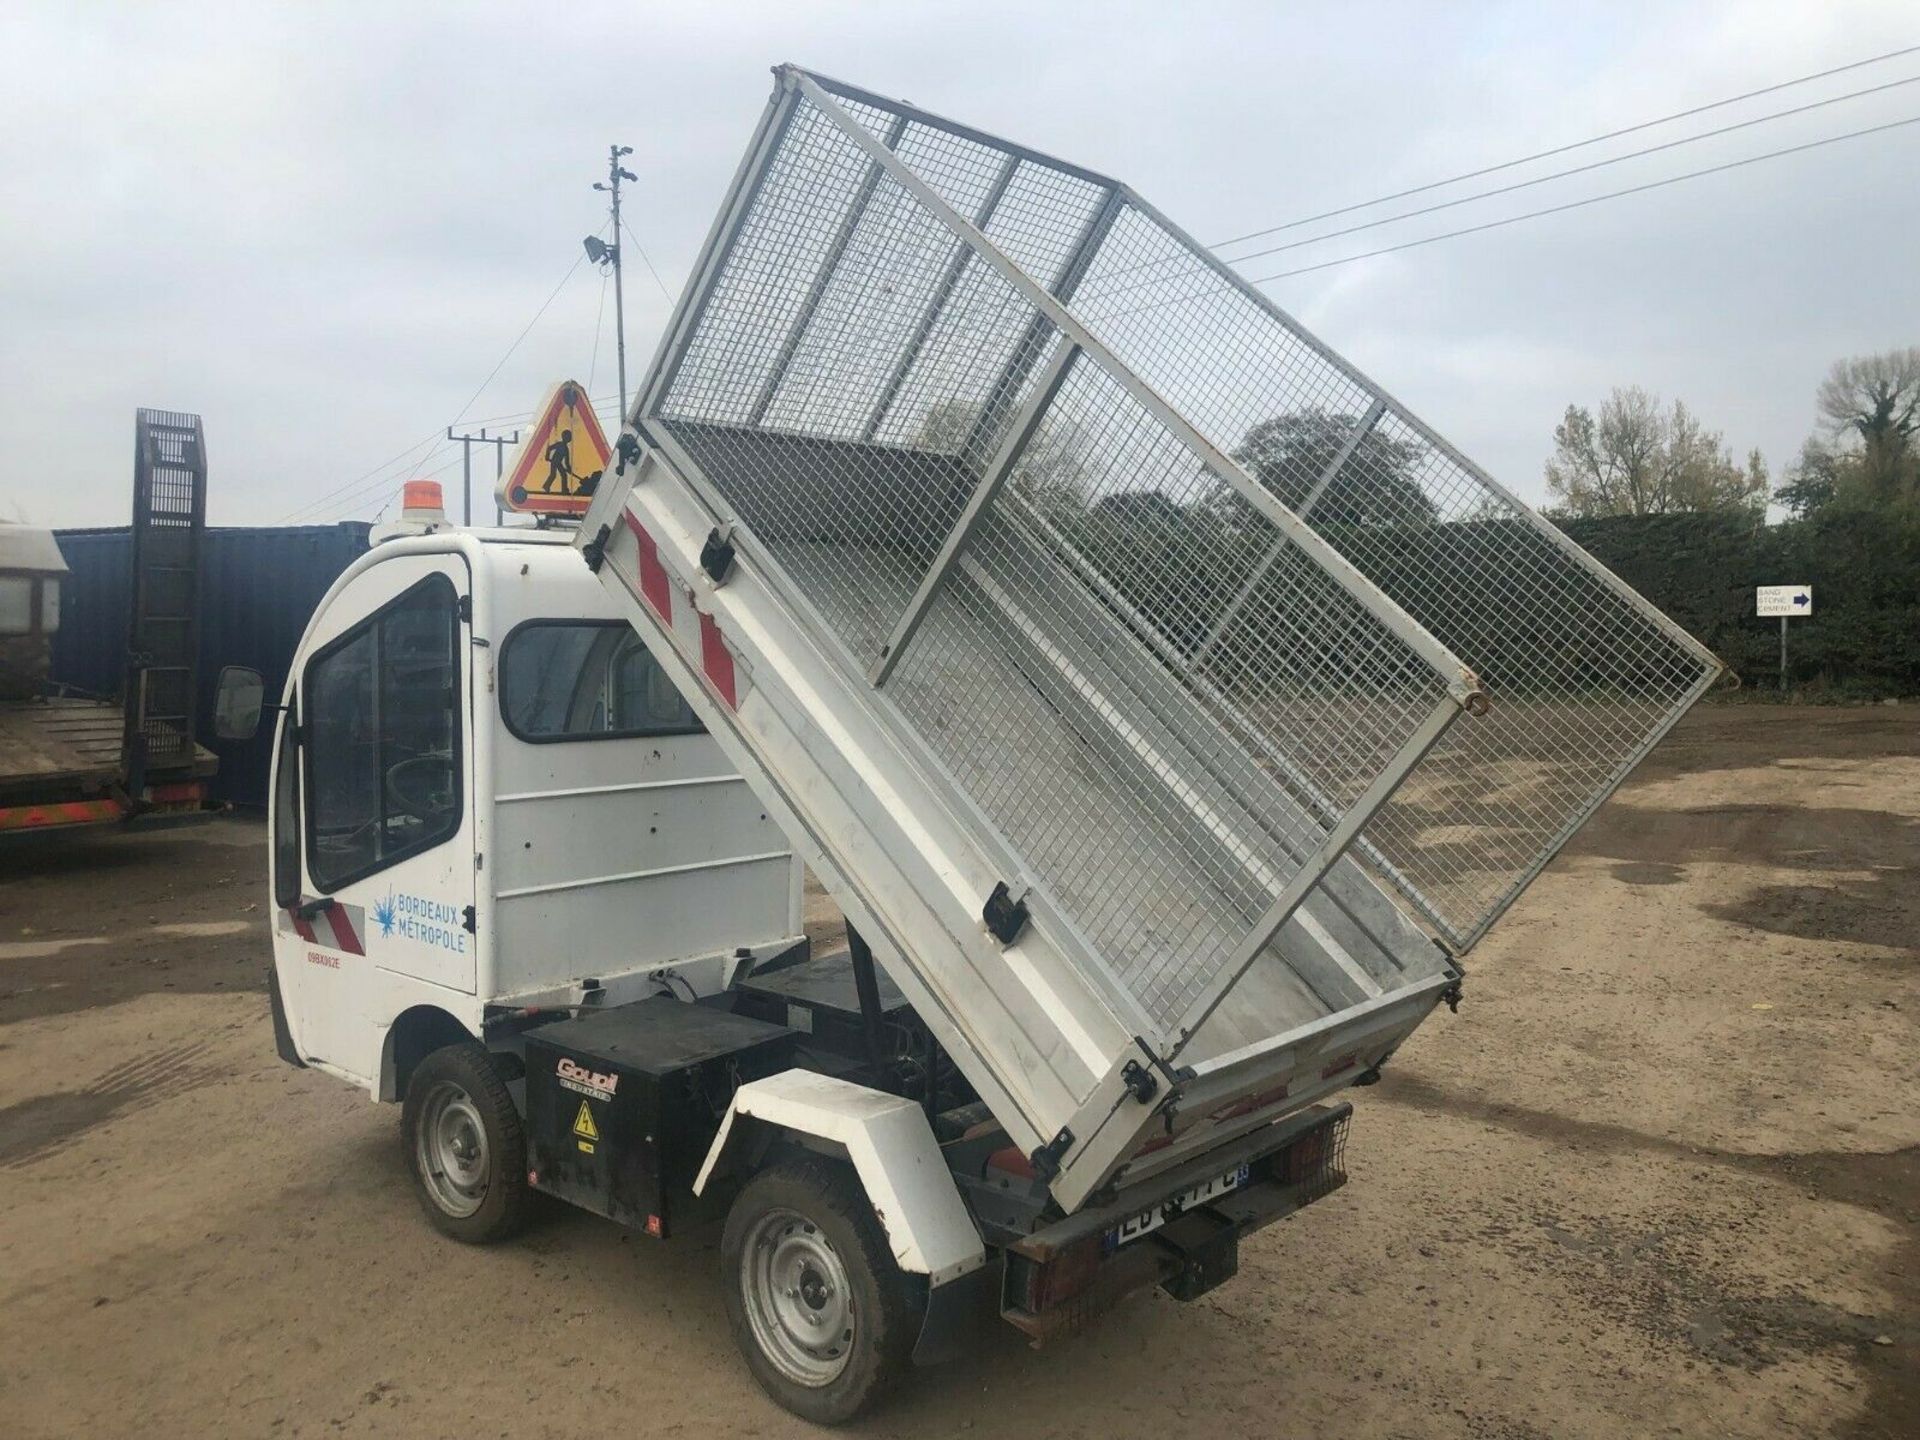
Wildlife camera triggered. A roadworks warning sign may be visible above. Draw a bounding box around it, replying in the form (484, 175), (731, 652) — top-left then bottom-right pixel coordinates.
(498, 380), (611, 517)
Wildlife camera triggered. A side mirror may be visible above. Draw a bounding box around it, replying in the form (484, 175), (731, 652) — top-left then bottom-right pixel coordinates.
(212, 666), (266, 740)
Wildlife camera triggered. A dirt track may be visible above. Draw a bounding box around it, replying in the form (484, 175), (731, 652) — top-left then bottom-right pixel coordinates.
(1, 705), (1915, 1438)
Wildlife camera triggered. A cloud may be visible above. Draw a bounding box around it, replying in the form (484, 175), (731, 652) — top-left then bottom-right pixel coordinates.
(2, 0), (1915, 526)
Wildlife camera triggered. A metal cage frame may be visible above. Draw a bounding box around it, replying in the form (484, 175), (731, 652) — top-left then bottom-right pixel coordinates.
(622, 66), (1721, 1053)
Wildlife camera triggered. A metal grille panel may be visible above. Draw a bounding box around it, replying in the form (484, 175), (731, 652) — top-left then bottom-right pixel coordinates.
(642, 70), (1717, 1037)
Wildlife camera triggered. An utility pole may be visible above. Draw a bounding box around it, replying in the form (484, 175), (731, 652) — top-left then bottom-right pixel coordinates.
(590, 145), (637, 416)
(446, 426), (520, 526)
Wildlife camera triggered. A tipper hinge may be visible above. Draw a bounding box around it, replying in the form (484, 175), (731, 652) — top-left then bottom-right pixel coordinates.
(701, 527), (737, 584)
(982, 881), (1030, 945)
(614, 430), (642, 475)
(1121, 1059), (1158, 1104)
(1029, 1127), (1074, 1183)
(580, 523), (613, 573)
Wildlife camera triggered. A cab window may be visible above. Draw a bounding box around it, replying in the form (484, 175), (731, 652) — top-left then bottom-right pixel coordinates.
(304, 574), (462, 890)
(500, 621), (701, 742)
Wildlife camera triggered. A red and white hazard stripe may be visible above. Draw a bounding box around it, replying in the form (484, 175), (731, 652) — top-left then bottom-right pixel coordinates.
(282, 902), (366, 956)
(621, 509), (749, 712)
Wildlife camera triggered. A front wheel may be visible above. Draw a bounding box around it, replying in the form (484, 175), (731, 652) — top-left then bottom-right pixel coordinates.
(721, 1156), (923, 1425)
(401, 1042), (531, 1244)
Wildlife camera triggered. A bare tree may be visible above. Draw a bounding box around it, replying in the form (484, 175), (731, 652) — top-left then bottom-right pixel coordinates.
(1816, 347), (1920, 454)
(1802, 348), (1920, 510)
(1545, 386), (1766, 518)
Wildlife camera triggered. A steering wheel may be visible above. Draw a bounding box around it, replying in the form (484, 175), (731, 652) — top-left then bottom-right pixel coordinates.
(384, 755), (453, 824)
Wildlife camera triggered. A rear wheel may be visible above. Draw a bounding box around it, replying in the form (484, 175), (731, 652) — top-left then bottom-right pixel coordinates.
(721, 1156), (921, 1425)
(402, 1042), (530, 1244)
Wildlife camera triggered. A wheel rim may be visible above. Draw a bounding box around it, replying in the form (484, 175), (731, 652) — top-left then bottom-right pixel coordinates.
(740, 1206), (856, 1387)
(416, 1080), (489, 1218)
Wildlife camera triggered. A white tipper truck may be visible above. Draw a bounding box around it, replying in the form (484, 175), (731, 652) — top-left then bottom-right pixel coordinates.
(257, 66), (1723, 1423)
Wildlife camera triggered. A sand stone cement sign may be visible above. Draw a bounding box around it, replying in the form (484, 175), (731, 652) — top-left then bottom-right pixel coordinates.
(1756, 585), (1812, 617)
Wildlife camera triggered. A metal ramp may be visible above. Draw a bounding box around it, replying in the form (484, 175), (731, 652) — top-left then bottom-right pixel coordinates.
(584, 67), (1720, 1204)
(124, 409), (207, 776)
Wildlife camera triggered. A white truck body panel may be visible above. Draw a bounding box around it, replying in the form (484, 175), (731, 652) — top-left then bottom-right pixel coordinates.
(694, 1070), (987, 1285)
(269, 531), (804, 1092)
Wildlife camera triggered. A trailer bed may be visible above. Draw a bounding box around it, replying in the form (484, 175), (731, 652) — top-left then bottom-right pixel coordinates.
(0, 697), (124, 799)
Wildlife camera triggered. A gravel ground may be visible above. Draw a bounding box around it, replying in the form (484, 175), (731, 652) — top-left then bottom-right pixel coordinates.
(0, 704), (1914, 1438)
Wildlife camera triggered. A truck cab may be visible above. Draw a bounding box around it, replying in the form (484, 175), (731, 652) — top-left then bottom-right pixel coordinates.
(267, 517), (804, 1095)
(0, 522), (66, 701)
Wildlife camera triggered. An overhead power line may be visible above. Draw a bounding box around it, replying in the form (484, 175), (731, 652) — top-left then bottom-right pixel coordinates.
(588, 266), (611, 396)
(1089, 111), (1920, 330)
(1087, 71), (1920, 309)
(291, 389), (623, 525)
(1225, 71), (1920, 267)
(620, 217), (676, 301)
(1240, 112), (1920, 287)
(282, 247), (594, 523)
(1212, 41), (1920, 251)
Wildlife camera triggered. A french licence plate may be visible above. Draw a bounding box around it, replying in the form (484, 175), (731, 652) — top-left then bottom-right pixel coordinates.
(1107, 1163), (1251, 1248)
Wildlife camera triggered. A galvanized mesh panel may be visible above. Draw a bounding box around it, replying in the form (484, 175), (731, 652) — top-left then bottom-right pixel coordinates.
(885, 359), (1451, 1025)
(645, 71), (1717, 1032)
(1067, 208), (1716, 942)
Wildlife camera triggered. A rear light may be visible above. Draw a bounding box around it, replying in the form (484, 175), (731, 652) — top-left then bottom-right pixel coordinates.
(1283, 1127), (1327, 1183)
(1275, 1113), (1348, 1188)
(1008, 1232), (1105, 1313)
(645, 1214), (664, 1238)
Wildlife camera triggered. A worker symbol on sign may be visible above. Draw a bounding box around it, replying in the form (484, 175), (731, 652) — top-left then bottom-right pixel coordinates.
(540, 430), (580, 495)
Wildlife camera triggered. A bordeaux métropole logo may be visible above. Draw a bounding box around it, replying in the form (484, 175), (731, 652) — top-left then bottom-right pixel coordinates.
(373, 890), (467, 954)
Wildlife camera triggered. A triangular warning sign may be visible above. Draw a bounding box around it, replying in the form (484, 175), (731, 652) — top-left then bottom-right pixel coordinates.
(498, 380), (612, 517)
(572, 1100), (600, 1142)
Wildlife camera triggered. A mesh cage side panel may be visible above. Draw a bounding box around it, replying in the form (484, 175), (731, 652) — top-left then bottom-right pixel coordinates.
(884, 358), (1450, 1027)
(1069, 202), (1716, 946)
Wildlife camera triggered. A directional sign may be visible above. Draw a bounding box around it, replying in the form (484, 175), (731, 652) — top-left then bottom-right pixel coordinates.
(497, 380), (611, 517)
(1756, 585), (1812, 618)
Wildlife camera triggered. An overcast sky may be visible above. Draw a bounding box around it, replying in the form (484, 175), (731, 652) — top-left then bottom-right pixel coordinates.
(3, 1), (1915, 529)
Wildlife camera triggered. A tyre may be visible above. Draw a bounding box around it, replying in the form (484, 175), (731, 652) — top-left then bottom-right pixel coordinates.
(401, 1042), (531, 1244)
(721, 1155), (923, 1425)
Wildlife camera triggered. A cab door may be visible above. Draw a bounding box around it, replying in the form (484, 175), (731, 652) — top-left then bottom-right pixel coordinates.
(291, 556), (476, 1009)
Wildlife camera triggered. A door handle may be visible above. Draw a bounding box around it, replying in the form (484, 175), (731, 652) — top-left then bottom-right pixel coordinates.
(296, 896), (338, 921)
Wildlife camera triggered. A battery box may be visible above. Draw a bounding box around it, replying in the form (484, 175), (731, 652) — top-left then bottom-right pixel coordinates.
(523, 997), (798, 1237)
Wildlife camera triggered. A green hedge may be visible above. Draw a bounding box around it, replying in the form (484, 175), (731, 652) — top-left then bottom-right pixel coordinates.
(1561, 510), (1920, 697)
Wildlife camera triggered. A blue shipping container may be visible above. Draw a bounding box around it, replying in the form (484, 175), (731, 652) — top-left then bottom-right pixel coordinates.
(51, 523), (370, 807)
